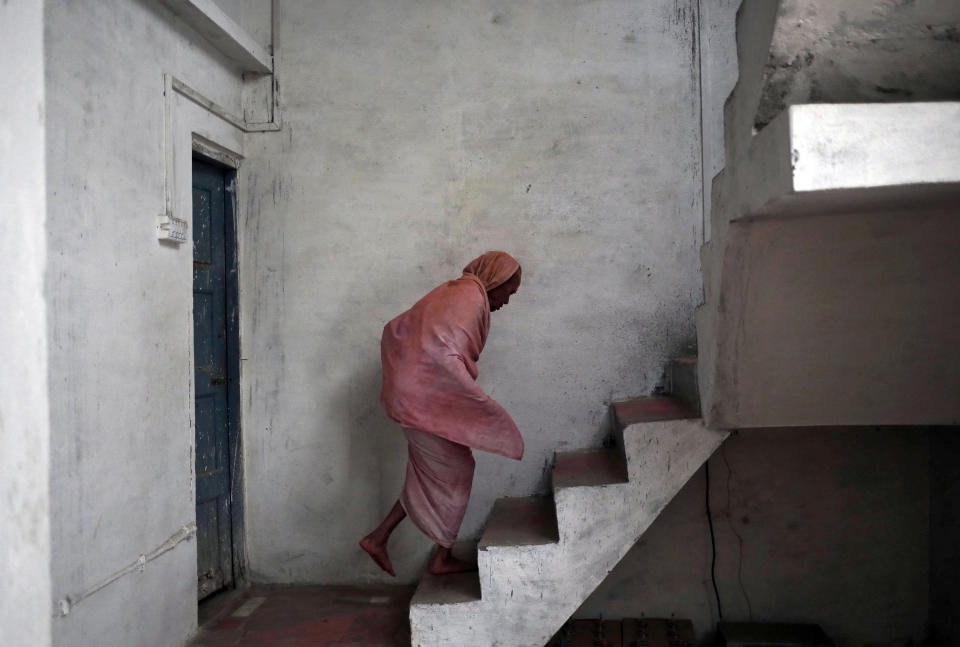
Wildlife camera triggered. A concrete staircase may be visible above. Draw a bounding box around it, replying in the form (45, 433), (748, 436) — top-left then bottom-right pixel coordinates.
(696, 0), (960, 429)
(408, 364), (727, 647)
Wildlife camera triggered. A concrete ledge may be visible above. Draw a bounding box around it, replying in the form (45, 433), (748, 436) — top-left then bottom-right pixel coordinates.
(158, 0), (272, 73)
(703, 210), (960, 429)
(739, 102), (960, 219)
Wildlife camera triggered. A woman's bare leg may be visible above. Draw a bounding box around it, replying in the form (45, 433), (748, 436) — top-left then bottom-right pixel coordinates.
(359, 500), (406, 577)
(428, 544), (478, 575)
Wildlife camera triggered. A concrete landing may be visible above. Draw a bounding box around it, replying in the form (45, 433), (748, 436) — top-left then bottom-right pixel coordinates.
(698, 103), (960, 429)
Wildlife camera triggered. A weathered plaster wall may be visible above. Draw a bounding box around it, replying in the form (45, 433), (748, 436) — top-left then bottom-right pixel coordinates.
(756, 0), (960, 129)
(930, 428), (960, 647)
(239, 0), (704, 583)
(0, 2), (52, 646)
(578, 427), (930, 647)
(44, 0), (246, 645)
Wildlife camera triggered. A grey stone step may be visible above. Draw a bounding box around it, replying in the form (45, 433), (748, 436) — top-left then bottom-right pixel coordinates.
(552, 448), (628, 490)
(611, 395), (698, 428)
(410, 570), (481, 606)
(478, 496), (558, 550)
(410, 541), (480, 606)
(410, 419), (727, 645)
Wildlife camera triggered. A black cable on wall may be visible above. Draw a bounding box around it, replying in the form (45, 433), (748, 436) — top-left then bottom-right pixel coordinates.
(706, 461), (723, 619)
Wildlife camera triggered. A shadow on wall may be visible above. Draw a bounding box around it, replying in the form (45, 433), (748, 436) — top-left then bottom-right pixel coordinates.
(576, 426), (931, 647)
(930, 428), (960, 647)
(334, 356), (407, 514)
(329, 271), (411, 515)
(323, 270), (432, 582)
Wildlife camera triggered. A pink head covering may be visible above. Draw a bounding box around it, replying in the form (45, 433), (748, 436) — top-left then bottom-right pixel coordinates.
(379, 250), (525, 460)
(462, 251), (521, 291)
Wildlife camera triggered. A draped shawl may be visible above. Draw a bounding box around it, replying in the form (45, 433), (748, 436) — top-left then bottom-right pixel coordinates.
(380, 252), (523, 460)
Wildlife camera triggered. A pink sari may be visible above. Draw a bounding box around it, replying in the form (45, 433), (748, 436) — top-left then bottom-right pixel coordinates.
(399, 428), (475, 547)
(381, 252), (523, 546)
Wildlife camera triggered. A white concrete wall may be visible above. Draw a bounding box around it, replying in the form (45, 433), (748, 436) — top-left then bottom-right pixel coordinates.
(578, 427), (930, 647)
(44, 0), (247, 645)
(239, 0), (705, 583)
(0, 2), (52, 646)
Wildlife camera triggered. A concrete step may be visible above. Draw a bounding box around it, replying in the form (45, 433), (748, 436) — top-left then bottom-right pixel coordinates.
(668, 357), (700, 415)
(612, 395), (698, 428)
(552, 448), (627, 490)
(478, 496), (558, 550)
(409, 570), (481, 606)
(409, 541), (481, 607)
(737, 102), (960, 219)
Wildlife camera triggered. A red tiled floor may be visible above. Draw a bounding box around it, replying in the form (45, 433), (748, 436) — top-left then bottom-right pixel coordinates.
(190, 584), (415, 647)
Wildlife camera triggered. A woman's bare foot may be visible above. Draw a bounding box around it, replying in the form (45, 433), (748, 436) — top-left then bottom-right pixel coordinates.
(428, 546), (477, 575)
(359, 500), (406, 577)
(359, 536), (396, 577)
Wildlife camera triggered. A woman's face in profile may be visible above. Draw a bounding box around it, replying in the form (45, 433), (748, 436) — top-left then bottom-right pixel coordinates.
(488, 269), (521, 312)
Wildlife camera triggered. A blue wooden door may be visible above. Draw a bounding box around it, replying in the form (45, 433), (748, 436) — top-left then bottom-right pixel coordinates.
(192, 159), (235, 600)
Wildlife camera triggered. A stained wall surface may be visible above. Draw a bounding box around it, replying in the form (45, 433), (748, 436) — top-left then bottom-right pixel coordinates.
(239, 0), (705, 583)
(0, 2), (52, 646)
(578, 427), (930, 647)
(44, 0), (246, 645)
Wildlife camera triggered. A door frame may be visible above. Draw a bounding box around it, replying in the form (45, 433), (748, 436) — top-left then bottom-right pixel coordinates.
(192, 136), (247, 589)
